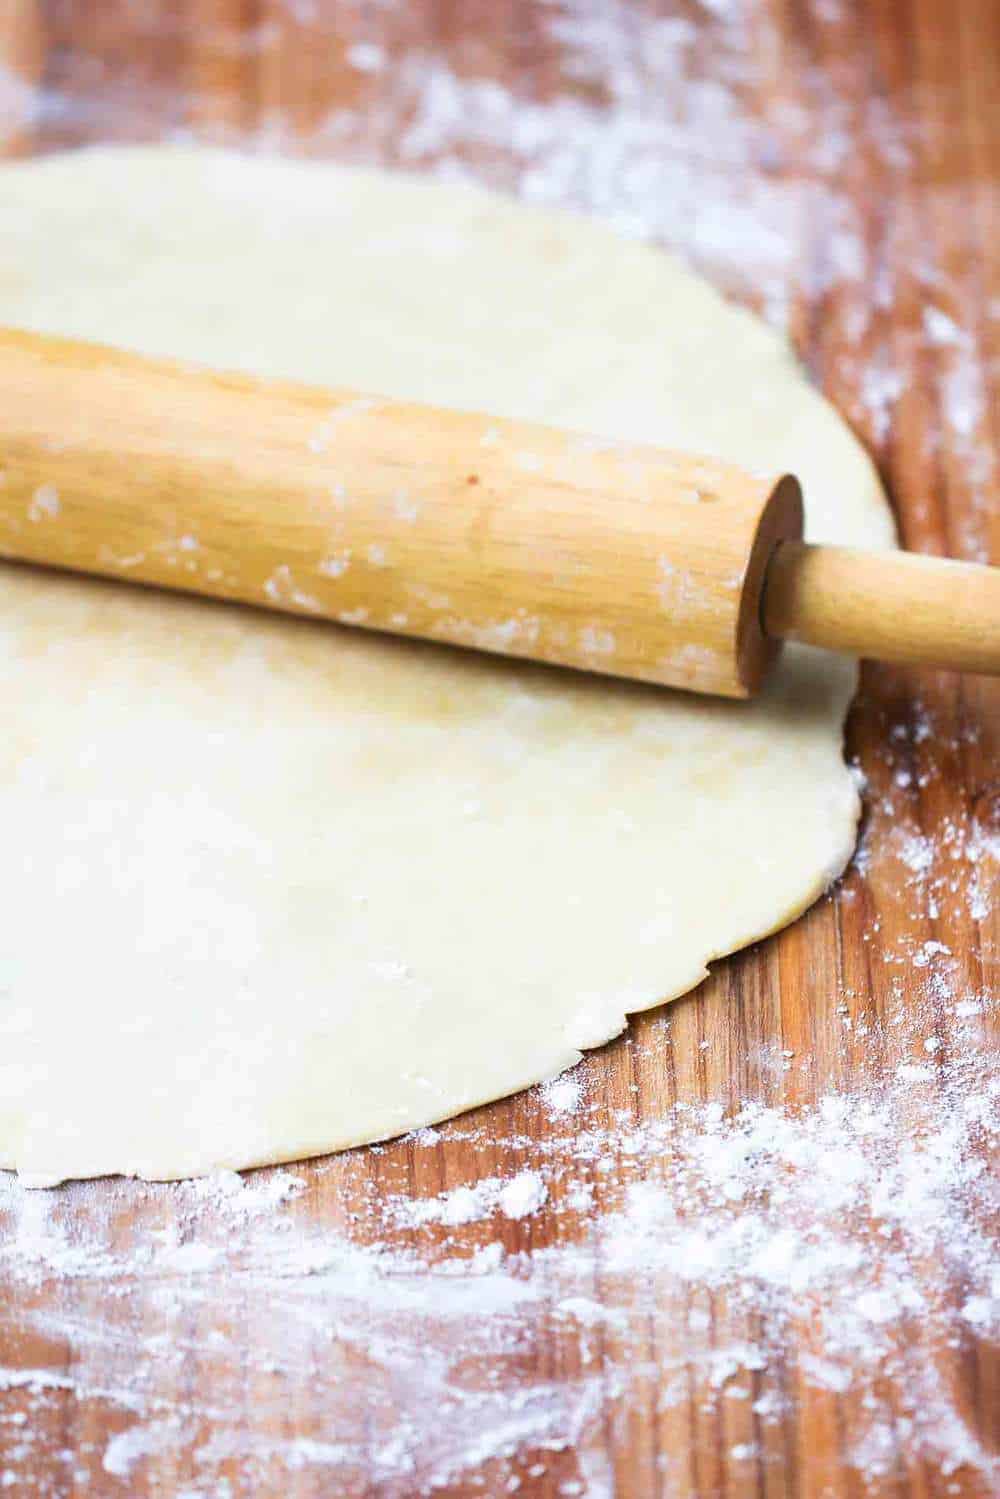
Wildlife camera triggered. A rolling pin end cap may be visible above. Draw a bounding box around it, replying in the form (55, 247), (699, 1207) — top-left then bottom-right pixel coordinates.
(738, 473), (804, 695)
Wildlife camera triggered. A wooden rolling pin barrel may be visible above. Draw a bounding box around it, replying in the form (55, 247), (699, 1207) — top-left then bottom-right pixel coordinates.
(2, 327), (998, 695)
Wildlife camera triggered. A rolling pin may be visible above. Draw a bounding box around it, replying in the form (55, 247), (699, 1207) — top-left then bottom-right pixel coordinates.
(1, 326), (997, 698)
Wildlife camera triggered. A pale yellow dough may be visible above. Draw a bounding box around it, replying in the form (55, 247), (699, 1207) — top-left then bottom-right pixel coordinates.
(0, 148), (894, 1182)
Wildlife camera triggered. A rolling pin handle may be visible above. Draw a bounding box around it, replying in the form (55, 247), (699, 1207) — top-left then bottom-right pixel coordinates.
(762, 540), (1000, 676)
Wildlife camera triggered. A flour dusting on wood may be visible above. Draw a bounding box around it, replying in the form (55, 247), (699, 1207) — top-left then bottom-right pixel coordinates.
(1, 993), (997, 1493)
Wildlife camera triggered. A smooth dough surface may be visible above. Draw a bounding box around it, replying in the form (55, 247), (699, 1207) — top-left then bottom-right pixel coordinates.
(0, 147), (894, 1182)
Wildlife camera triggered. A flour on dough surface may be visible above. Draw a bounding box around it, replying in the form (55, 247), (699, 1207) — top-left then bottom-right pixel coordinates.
(0, 147), (894, 1181)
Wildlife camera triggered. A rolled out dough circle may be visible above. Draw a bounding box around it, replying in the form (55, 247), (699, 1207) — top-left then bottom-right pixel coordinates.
(0, 147), (894, 1183)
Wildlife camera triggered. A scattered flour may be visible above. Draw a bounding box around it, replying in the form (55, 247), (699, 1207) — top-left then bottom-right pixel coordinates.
(1, 1013), (996, 1493)
(395, 1169), (548, 1227)
(103, 1421), (177, 1478)
(498, 1170), (548, 1220)
(540, 1074), (584, 1117)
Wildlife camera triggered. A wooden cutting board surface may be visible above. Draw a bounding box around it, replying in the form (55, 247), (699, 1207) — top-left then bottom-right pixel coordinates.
(0, 2), (997, 1496)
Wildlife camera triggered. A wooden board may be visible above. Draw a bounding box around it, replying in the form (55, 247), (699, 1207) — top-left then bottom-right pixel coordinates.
(0, 2), (996, 1495)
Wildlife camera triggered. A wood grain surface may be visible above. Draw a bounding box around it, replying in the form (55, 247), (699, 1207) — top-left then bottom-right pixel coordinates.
(0, 2), (997, 1496)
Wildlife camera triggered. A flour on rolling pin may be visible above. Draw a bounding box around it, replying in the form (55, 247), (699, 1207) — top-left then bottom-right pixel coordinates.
(7, 331), (998, 690)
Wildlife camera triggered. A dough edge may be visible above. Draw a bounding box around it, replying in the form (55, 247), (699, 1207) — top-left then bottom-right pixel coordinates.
(1, 146), (891, 1183)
